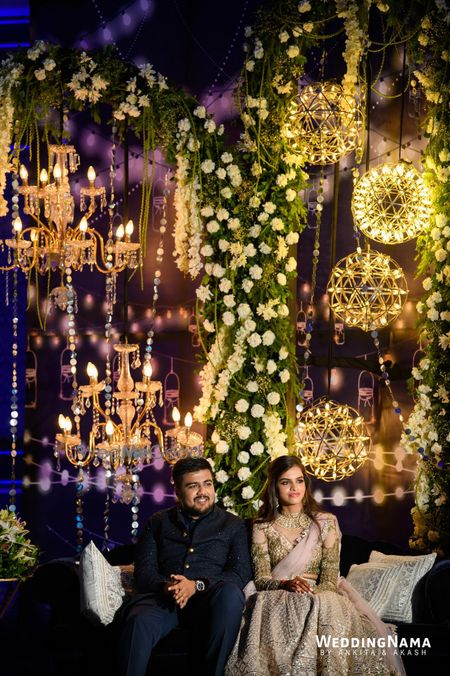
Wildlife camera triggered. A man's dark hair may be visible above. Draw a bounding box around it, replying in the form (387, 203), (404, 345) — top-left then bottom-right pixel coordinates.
(172, 457), (213, 488)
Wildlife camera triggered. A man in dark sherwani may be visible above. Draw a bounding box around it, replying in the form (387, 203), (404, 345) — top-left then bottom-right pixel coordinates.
(118, 456), (252, 676)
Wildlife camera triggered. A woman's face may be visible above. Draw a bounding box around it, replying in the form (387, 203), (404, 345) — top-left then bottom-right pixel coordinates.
(276, 465), (306, 510)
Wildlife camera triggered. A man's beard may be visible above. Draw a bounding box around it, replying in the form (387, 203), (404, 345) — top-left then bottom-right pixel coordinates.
(182, 496), (214, 517)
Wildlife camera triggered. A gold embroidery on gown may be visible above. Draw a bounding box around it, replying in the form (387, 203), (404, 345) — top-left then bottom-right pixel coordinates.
(226, 513), (396, 676)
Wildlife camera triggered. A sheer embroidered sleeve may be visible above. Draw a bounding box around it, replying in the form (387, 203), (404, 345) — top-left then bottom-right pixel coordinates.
(252, 522), (283, 590)
(315, 514), (341, 593)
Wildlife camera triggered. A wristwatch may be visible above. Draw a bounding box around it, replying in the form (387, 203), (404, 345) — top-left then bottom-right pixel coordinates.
(195, 579), (206, 592)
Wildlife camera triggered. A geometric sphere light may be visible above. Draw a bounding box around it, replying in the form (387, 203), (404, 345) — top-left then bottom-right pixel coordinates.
(284, 81), (363, 165)
(327, 247), (408, 332)
(294, 399), (371, 481)
(352, 161), (432, 244)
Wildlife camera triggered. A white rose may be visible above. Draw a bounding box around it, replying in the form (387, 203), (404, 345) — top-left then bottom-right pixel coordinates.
(222, 311), (235, 326)
(250, 441), (264, 456)
(193, 105), (206, 118)
(259, 242), (272, 255)
(223, 294), (236, 308)
(279, 369), (290, 383)
(251, 404), (265, 418)
(201, 159), (215, 174)
(286, 232), (299, 245)
(244, 318), (256, 332)
(43, 58), (56, 71)
(264, 201), (276, 214)
(219, 278), (232, 293)
(422, 277), (432, 291)
(217, 208), (229, 221)
(267, 360), (277, 374)
(277, 273), (287, 285)
(237, 303), (252, 319)
(278, 304), (289, 317)
(279, 346), (289, 359)
(203, 319), (215, 333)
(201, 244), (213, 257)
(211, 430), (220, 444)
(271, 217), (284, 231)
(216, 167), (227, 179)
(235, 399), (250, 413)
(262, 330), (276, 346)
(247, 381), (259, 392)
(267, 391), (281, 405)
(249, 224), (261, 237)
(244, 243), (257, 257)
(216, 440), (229, 454)
(221, 187), (232, 199)
(216, 469), (229, 483)
(238, 467), (252, 481)
(248, 332), (262, 348)
(242, 279), (254, 293)
(206, 220), (220, 233)
(228, 218), (240, 231)
(237, 425), (251, 440)
(276, 174), (288, 187)
(242, 486), (255, 499)
(279, 30), (289, 43)
(178, 118), (191, 132)
(213, 264), (226, 278)
(249, 265), (263, 280)
(221, 152), (233, 163)
(205, 119), (216, 133)
(427, 308), (439, 321)
(237, 451), (250, 464)
(287, 45), (300, 58)
(435, 249), (447, 262)
(298, 1), (311, 13)
(286, 257), (297, 272)
(286, 188), (297, 202)
(34, 69), (46, 80)
(218, 239), (229, 252)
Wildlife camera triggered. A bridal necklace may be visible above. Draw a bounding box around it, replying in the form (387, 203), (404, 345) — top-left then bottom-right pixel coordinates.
(275, 510), (311, 530)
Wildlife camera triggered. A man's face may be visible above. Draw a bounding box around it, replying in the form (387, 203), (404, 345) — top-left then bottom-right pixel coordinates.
(176, 469), (215, 518)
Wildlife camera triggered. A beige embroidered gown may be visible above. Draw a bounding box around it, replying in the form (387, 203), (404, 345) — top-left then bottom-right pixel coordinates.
(225, 513), (395, 676)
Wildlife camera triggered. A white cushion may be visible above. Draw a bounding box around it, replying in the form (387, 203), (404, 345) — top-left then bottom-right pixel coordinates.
(79, 540), (125, 625)
(346, 551), (436, 623)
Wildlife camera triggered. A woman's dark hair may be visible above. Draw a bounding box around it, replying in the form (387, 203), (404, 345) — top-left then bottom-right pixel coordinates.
(172, 457), (213, 488)
(256, 455), (323, 524)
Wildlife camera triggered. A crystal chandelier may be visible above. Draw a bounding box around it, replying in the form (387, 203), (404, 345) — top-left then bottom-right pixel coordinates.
(284, 81), (363, 165)
(1, 143), (140, 282)
(55, 343), (164, 480)
(294, 399), (371, 481)
(352, 161), (431, 244)
(327, 247), (408, 332)
(164, 407), (204, 464)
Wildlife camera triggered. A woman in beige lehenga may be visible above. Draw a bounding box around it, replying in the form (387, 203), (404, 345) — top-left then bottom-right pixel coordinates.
(226, 455), (405, 676)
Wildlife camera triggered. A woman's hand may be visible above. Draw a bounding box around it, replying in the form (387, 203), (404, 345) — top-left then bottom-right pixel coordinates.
(280, 577), (313, 594)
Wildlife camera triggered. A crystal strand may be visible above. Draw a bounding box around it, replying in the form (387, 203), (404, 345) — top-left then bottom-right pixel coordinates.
(75, 467), (84, 555)
(9, 267), (19, 514)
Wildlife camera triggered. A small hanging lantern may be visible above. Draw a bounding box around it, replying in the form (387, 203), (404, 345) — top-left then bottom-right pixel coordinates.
(352, 161), (431, 244)
(284, 81), (363, 165)
(294, 398), (371, 481)
(327, 247), (408, 332)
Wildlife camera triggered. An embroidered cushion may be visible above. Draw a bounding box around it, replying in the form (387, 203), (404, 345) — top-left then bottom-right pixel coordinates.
(346, 551), (436, 623)
(79, 540), (126, 625)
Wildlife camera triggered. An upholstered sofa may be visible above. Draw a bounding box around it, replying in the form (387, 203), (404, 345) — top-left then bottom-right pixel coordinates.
(15, 534), (450, 676)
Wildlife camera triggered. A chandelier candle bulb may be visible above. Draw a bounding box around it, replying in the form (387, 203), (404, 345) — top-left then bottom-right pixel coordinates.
(172, 406), (180, 427)
(58, 414), (67, 432)
(12, 217), (22, 233)
(53, 163), (62, 183)
(19, 165), (28, 184)
(116, 224), (124, 240)
(79, 217), (88, 233)
(105, 419), (114, 440)
(87, 166), (96, 184)
(86, 361), (98, 383)
(39, 169), (48, 186)
(125, 220), (134, 240)
(142, 362), (152, 382)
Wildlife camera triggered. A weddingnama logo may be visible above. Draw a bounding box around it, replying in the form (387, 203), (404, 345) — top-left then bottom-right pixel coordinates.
(316, 635), (431, 657)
